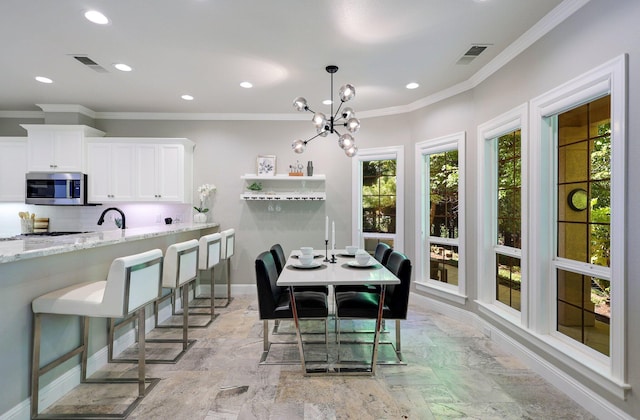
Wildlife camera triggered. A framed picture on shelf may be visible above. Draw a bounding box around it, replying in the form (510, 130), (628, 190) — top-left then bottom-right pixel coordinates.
(257, 155), (276, 176)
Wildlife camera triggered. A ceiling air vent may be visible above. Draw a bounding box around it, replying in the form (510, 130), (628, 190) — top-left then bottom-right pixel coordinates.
(456, 44), (490, 65)
(72, 55), (108, 73)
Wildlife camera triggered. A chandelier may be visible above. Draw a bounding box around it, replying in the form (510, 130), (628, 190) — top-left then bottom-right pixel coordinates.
(291, 65), (361, 157)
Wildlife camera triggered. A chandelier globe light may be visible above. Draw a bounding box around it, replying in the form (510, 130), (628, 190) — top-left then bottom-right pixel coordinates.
(291, 65), (361, 157)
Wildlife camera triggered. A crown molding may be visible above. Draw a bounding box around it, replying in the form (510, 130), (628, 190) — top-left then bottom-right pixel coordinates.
(94, 112), (311, 121)
(36, 104), (96, 118)
(0, 110), (44, 119)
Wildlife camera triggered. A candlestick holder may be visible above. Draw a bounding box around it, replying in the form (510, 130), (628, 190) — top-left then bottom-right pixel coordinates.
(330, 253), (337, 264)
(324, 240), (330, 262)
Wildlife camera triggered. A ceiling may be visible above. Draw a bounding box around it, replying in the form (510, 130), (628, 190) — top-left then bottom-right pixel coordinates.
(0, 0), (573, 117)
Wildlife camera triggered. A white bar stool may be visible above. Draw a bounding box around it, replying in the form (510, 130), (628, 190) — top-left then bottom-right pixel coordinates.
(217, 228), (235, 308)
(150, 239), (199, 362)
(187, 232), (222, 326)
(31, 249), (163, 419)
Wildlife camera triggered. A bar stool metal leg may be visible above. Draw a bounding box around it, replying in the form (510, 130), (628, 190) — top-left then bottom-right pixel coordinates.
(187, 266), (217, 326)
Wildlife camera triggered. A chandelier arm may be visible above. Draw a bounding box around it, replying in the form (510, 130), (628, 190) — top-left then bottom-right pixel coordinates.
(332, 101), (345, 122)
(332, 127), (343, 137)
(303, 131), (325, 145)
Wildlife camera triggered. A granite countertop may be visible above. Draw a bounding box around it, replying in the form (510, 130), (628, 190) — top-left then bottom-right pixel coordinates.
(0, 222), (218, 264)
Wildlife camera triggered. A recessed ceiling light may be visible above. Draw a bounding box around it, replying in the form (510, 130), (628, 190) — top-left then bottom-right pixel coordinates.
(114, 63), (132, 72)
(240, 81), (253, 89)
(322, 99), (333, 105)
(84, 10), (109, 25)
(35, 76), (53, 84)
(181, 94), (194, 101)
(406, 82), (420, 90)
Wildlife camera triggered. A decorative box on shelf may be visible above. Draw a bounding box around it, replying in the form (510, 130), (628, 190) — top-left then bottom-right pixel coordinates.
(240, 174), (326, 201)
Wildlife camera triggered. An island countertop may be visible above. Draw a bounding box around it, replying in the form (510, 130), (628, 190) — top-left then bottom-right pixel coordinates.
(0, 222), (218, 264)
(0, 221), (220, 416)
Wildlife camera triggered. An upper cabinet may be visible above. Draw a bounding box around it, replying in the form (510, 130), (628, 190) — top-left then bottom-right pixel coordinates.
(136, 143), (186, 202)
(0, 137), (27, 202)
(86, 141), (136, 202)
(21, 125), (105, 172)
(86, 138), (193, 204)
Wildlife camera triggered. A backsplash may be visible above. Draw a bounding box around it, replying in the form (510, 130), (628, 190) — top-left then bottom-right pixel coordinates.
(0, 202), (192, 236)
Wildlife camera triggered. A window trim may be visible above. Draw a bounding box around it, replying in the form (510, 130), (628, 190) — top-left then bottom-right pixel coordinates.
(414, 132), (466, 303)
(477, 104), (529, 325)
(351, 146), (405, 252)
(529, 54), (627, 387)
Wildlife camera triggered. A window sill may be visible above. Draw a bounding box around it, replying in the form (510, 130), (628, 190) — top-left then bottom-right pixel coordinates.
(415, 281), (467, 305)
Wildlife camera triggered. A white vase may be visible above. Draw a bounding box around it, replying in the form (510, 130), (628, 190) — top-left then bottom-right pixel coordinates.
(193, 212), (207, 223)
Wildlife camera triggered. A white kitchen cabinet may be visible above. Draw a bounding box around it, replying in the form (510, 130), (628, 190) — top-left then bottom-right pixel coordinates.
(86, 142), (135, 203)
(136, 143), (186, 202)
(85, 138), (193, 203)
(0, 137), (27, 202)
(240, 174), (326, 201)
(21, 125), (105, 172)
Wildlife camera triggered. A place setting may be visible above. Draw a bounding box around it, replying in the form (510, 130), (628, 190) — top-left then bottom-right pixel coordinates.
(342, 249), (381, 269)
(336, 245), (358, 258)
(287, 247), (327, 270)
(291, 247), (324, 259)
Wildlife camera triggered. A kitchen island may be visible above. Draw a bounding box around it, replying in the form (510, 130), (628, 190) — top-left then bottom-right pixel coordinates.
(0, 222), (218, 418)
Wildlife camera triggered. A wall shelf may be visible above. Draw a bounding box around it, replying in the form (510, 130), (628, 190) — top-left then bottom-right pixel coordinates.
(240, 174), (325, 201)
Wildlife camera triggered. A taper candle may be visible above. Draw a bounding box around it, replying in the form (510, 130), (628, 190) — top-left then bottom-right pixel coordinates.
(325, 216), (329, 242)
(331, 221), (335, 253)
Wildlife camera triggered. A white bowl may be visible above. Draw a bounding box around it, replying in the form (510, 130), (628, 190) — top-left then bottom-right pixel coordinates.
(355, 251), (370, 265)
(298, 255), (314, 266)
(345, 245), (358, 255)
(300, 247), (314, 256)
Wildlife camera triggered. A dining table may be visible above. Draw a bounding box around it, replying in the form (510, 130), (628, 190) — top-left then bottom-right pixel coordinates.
(276, 249), (400, 376)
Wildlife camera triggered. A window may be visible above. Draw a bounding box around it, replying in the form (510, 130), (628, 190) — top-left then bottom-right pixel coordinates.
(496, 130), (522, 311)
(352, 146), (404, 253)
(530, 55), (626, 389)
(415, 132), (465, 303)
(556, 95), (611, 356)
(362, 159), (396, 250)
(477, 105), (527, 321)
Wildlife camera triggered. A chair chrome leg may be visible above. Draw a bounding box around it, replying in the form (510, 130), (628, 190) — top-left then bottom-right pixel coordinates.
(215, 258), (233, 308)
(187, 267), (218, 327)
(81, 316), (89, 382)
(137, 309), (146, 396)
(30, 313), (41, 419)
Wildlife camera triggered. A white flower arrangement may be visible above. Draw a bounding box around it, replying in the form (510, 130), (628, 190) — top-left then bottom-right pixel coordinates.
(194, 183), (216, 213)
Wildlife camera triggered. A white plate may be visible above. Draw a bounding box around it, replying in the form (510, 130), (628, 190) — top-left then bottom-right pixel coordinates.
(292, 261), (322, 269)
(347, 260), (377, 268)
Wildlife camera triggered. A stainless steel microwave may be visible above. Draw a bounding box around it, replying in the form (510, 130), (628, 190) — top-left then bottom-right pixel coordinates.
(25, 172), (88, 205)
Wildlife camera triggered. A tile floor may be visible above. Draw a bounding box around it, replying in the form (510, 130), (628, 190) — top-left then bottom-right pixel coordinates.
(42, 295), (597, 419)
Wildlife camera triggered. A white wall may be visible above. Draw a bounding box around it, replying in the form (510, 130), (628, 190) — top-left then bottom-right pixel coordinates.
(407, 0), (640, 416)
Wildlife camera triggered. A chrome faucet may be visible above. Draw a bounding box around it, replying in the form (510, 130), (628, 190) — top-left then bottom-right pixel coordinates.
(97, 207), (126, 230)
